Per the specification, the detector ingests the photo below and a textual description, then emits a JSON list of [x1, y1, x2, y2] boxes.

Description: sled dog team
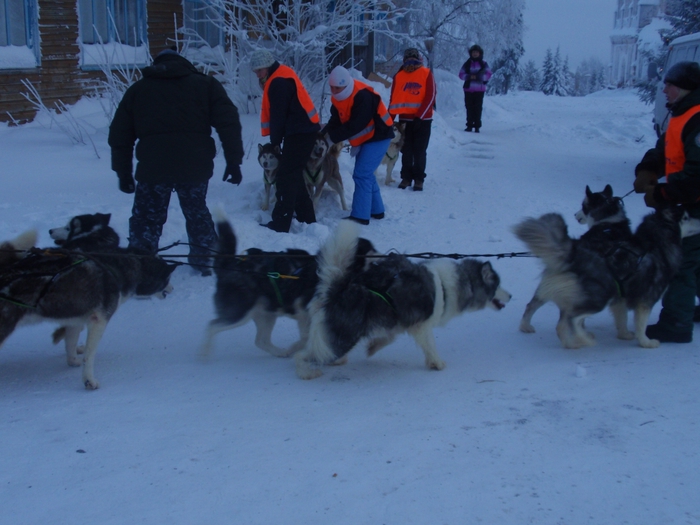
[[0, 185, 696, 389]]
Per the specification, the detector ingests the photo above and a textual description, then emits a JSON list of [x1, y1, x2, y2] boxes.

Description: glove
[[223, 164, 242, 185], [117, 172, 135, 194], [350, 146, 360, 158], [634, 169, 658, 194], [644, 185, 660, 208]]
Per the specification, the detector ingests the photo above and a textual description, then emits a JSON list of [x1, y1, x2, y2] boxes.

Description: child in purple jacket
[[458, 45, 492, 132]]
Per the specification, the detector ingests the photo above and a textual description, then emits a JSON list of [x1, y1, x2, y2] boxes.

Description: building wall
[[0, 0, 183, 124], [610, 0, 669, 87]]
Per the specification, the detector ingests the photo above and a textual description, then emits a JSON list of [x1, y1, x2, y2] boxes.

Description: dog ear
[[258, 144, 263, 154], [585, 185, 593, 197], [603, 184, 613, 198], [480, 261, 498, 285], [98, 213, 112, 225]]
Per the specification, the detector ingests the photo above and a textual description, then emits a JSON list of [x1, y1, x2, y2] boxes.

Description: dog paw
[[427, 359, 446, 371], [638, 337, 661, 349], [330, 355, 348, 366], [66, 356, 81, 367], [616, 330, 635, 341], [519, 322, 536, 333], [84, 378, 100, 390], [297, 367, 323, 380]]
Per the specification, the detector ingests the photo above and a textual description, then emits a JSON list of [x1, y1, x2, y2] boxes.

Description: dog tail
[[0, 229, 37, 266], [317, 220, 362, 287], [512, 213, 572, 271], [211, 208, 237, 273]]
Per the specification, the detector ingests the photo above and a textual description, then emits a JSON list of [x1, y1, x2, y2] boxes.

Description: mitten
[[634, 169, 658, 194], [223, 164, 243, 185], [117, 172, 135, 194]]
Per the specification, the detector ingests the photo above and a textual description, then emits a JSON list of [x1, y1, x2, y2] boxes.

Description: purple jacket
[[459, 59, 492, 93]]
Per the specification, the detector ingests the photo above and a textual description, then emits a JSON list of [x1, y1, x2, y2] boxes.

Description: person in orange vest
[[388, 48, 436, 191], [634, 61, 700, 343], [251, 49, 320, 233], [322, 66, 395, 225]]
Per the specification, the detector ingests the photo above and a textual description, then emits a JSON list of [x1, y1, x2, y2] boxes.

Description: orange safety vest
[[332, 80, 393, 147], [665, 105, 700, 176], [260, 64, 319, 137], [388, 67, 431, 118]]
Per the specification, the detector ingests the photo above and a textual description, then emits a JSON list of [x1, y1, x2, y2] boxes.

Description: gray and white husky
[[258, 143, 281, 211], [200, 211, 377, 359], [0, 214, 176, 389], [514, 185, 688, 349], [295, 221, 511, 379]]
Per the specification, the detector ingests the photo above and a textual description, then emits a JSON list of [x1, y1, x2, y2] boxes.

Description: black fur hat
[[469, 44, 483, 56], [403, 48, 421, 61], [664, 61, 700, 91]]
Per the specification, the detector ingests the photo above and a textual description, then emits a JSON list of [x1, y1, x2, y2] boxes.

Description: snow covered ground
[[1, 74, 698, 524]]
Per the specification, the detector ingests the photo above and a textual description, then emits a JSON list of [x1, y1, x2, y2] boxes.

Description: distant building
[[610, 0, 674, 87]]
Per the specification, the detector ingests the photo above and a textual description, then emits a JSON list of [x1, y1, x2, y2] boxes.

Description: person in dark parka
[[108, 48, 244, 275]]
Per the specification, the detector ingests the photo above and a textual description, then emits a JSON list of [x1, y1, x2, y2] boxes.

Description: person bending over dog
[[251, 49, 320, 233], [322, 66, 394, 225], [633, 61, 700, 343], [109, 48, 244, 276]]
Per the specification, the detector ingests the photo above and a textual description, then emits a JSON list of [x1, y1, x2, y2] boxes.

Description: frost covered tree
[[401, 0, 525, 74], [572, 58, 607, 96], [667, 0, 700, 37], [488, 43, 524, 94], [518, 59, 540, 91], [180, 0, 405, 112], [540, 46, 568, 96]]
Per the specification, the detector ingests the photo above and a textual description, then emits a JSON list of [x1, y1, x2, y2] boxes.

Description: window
[[183, 0, 224, 49], [0, 0, 38, 68], [79, 0, 146, 46], [78, 0, 148, 68]]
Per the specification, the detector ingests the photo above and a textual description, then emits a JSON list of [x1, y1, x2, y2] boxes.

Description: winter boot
[[645, 323, 692, 343]]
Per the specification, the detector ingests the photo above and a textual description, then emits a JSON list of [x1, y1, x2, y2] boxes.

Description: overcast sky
[[522, 0, 617, 68]]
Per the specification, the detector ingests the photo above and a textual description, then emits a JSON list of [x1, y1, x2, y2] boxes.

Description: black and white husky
[[295, 221, 511, 379], [49, 212, 120, 250], [0, 214, 176, 389], [514, 185, 688, 348], [200, 212, 377, 359], [258, 143, 281, 211]]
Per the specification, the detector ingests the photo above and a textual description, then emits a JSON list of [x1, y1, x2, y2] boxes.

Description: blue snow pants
[[350, 138, 391, 221]]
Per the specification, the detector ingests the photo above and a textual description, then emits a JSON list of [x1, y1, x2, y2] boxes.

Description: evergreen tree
[[539, 48, 555, 94], [489, 42, 524, 95], [667, 0, 700, 38], [519, 60, 540, 91]]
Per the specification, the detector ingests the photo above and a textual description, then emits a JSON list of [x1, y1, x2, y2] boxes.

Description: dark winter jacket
[[459, 58, 492, 92], [108, 53, 244, 185], [322, 88, 395, 145], [263, 62, 321, 147], [636, 87, 700, 216]]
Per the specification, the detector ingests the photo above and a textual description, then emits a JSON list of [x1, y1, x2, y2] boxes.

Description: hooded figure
[[458, 44, 492, 132], [108, 48, 244, 275]]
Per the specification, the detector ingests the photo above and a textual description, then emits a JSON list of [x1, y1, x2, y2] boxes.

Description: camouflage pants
[[128, 181, 217, 272]]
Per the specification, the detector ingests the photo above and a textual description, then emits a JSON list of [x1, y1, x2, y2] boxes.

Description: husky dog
[[258, 143, 281, 211], [49, 212, 120, 250], [514, 185, 685, 349], [0, 225, 176, 389], [200, 211, 377, 359], [376, 121, 405, 186], [517, 185, 633, 336], [295, 221, 511, 379], [0, 230, 37, 267], [304, 133, 348, 211]]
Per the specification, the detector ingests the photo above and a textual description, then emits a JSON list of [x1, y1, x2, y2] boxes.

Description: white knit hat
[[328, 66, 354, 101], [250, 49, 275, 70]]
